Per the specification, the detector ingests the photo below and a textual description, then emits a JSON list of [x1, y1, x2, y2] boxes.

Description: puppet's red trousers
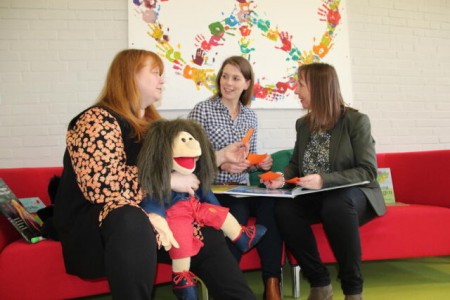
[[166, 197, 229, 259]]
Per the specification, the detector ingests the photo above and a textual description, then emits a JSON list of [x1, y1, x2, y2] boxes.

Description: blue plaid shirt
[[188, 96, 258, 184]]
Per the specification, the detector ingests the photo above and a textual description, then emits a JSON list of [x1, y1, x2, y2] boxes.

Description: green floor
[[78, 256, 450, 299]]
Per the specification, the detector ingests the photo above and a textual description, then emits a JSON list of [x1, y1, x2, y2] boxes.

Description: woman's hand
[[299, 174, 323, 189], [170, 172, 200, 196], [220, 161, 249, 174], [216, 141, 249, 166], [261, 173, 285, 189], [257, 154, 273, 171]]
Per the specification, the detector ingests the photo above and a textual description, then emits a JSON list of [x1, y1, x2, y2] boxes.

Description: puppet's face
[[172, 131, 201, 175]]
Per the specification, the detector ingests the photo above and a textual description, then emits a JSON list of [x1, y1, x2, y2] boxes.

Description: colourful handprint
[[192, 48, 207, 66], [276, 31, 293, 52]]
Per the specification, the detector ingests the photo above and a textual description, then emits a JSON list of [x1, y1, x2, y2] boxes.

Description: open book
[[212, 181, 370, 198], [0, 178, 46, 243]]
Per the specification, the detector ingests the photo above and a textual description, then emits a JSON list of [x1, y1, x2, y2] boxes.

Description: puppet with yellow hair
[[138, 118, 266, 299]]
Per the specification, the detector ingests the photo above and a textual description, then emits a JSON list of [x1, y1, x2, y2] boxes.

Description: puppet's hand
[[148, 213, 180, 251], [170, 172, 199, 196]]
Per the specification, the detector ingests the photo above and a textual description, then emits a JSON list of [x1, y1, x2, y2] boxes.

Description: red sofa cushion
[[377, 150, 450, 208], [0, 167, 62, 205]]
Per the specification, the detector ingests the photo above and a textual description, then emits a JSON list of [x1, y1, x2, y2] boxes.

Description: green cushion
[[249, 149, 294, 186]]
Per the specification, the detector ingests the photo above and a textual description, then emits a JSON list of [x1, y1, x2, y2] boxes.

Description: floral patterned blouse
[[66, 106, 144, 225], [302, 131, 332, 176]]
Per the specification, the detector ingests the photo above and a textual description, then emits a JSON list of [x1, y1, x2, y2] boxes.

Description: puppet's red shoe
[[233, 224, 267, 253], [172, 270, 198, 300]]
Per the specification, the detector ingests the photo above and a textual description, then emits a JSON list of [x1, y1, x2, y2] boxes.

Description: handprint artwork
[[129, 0, 352, 109]]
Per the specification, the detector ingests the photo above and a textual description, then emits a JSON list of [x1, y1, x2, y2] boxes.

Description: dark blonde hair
[[299, 63, 352, 132], [96, 49, 163, 141], [138, 118, 217, 204], [215, 56, 254, 106]]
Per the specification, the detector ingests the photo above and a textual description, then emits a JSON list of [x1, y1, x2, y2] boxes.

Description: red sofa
[[0, 167, 262, 300], [1, 150, 450, 299]]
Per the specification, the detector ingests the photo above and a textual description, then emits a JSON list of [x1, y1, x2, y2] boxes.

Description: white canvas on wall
[[128, 0, 352, 110]]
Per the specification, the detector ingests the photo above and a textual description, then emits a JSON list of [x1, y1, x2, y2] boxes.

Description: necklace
[[229, 106, 240, 119], [222, 98, 240, 119]]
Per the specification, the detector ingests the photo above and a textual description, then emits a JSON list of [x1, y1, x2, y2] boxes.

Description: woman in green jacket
[[264, 63, 385, 300]]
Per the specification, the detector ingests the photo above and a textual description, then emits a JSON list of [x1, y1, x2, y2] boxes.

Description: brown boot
[[345, 295, 363, 300], [264, 277, 282, 300], [307, 284, 333, 300]]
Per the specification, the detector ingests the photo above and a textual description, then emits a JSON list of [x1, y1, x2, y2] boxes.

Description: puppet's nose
[[186, 140, 201, 155]]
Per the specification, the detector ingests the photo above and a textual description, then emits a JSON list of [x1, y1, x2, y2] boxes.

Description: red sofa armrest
[[377, 150, 450, 208]]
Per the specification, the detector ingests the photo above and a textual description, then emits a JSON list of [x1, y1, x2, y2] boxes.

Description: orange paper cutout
[[258, 171, 282, 181], [285, 177, 301, 184], [241, 128, 254, 144], [247, 153, 267, 165]]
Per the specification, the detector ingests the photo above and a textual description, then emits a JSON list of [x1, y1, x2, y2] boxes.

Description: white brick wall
[[1, 0, 449, 167]]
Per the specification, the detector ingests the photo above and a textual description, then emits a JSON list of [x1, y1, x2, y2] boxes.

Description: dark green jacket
[[284, 109, 386, 216]]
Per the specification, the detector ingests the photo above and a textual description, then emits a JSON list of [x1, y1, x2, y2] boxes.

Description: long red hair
[[96, 49, 163, 141]]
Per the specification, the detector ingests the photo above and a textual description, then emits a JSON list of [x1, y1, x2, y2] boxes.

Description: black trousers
[[102, 206, 256, 300], [275, 187, 377, 295], [190, 226, 256, 300], [101, 205, 157, 300], [218, 194, 284, 282]]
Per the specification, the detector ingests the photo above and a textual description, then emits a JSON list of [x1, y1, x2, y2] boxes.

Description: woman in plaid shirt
[[188, 56, 283, 300]]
